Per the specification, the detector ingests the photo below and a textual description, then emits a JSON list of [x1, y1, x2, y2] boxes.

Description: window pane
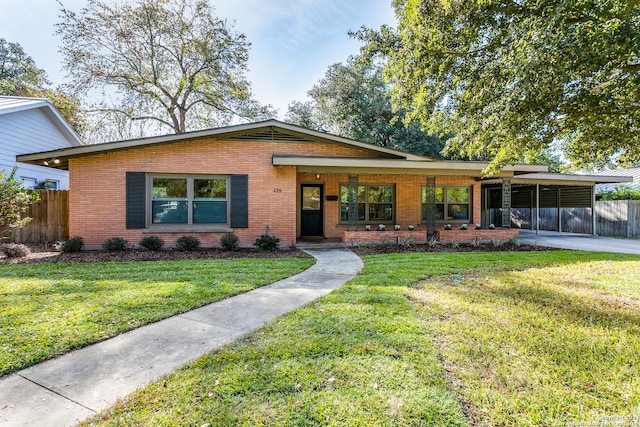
[[448, 204, 469, 220], [369, 203, 393, 220], [193, 201, 227, 223], [153, 178, 187, 199], [194, 178, 226, 199], [303, 187, 321, 210], [422, 186, 444, 203], [358, 186, 366, 203], [152, 201, 188, 223], [368, 186, 392, 203], [447, 187, 469, 203]]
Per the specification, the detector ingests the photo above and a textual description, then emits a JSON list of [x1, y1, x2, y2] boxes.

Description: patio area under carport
[[518, 229, 640, 255], [481, 172, 633, 235]]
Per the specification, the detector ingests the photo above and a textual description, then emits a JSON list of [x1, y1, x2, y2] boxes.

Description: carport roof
[[482, 172, 633, 186]]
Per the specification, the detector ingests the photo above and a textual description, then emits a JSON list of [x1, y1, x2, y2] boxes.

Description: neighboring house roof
[[594, 168, 640, 193], [0, 96, 83, 148], [16, 119, 548, 176]]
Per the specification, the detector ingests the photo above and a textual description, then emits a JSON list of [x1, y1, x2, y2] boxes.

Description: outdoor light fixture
[[315, 174, 321, 180], [43, 158, 60, 166]]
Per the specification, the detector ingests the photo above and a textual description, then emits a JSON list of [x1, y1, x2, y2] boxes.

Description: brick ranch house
[[17, 120, 629, 248]]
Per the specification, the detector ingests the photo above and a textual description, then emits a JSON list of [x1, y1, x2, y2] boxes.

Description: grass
[[84, 250, 640, 426], [0, 257, 314, 376]]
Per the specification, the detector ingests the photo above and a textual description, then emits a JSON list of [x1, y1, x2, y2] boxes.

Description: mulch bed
[[349, 242, 557, 256], [1, 242, 557, 265], [0, 245, 311, 265]]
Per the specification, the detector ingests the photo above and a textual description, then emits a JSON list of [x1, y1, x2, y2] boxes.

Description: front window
[[422, 186, 470, 222], [340, 184, 394, 223], [151, 176, 228, 225]]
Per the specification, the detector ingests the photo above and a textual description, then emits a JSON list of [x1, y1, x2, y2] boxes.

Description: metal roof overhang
[[272, 154, 548, 177], [481, 172, 634, 186], [16, 120, 426, 171]]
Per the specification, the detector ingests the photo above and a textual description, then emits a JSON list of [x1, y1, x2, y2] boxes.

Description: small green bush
[[402, 235, 416, 247], [220, 232, 240, 251], [254, 234, 280, 252], [59, 236, 84, 253], [176, 235, 201, 251], [139, 235, 164, 250], [0, 243, 30, 258], [103, 237, 128, 251]]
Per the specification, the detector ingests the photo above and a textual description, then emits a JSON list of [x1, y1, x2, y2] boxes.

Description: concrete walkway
[[0, 248, 363, 427], [518, 230, 640, 255]]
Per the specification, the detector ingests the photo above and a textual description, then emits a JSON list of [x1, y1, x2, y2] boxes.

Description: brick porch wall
[[343, 229, 518, 244]]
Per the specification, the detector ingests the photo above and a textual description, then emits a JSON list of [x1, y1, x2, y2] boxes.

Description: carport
[[481, 173, 632, 235]]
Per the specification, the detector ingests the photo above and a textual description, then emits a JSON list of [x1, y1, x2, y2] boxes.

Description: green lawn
[[0, 257, 314, 376], [84, 250, 640, 426]]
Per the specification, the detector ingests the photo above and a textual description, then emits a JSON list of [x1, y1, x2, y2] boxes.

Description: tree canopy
[[0, 38, 84, 133], [357, 0, 640, 174], [57, 0, 275, 141], [286, 58, 446, 159]]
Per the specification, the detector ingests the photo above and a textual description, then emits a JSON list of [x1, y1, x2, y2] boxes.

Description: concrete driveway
[[518, 230, 640, 255]]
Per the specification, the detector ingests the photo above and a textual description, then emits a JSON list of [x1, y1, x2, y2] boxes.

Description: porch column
[[425, 176, 437, 240], [536, 184, 540, 235], [347, 175, 359, 230], [501, 177, 512, 229], [591, 185, 597, 236]]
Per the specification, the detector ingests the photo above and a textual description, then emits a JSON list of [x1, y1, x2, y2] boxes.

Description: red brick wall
[[69, 136, 486, 248], [69, 138, 377, 248], [343, 228, 518, 244]]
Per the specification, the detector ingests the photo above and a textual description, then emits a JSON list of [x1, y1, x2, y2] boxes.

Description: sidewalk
[[0, 248, 363, 427]]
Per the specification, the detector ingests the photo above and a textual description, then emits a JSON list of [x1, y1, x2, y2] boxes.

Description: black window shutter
[[230, 174, 248, 228], [126, 172, 146, 229]]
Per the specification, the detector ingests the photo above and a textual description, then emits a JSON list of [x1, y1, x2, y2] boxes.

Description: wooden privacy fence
[[596, 200, 640, 239], [14, 190, 69, 243]]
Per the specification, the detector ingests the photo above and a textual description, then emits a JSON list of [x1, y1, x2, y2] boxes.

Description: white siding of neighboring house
[[0, 106, 75, 189]]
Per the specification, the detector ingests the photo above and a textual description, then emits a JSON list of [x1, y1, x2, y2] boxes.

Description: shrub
[[139, 235, 164, 250], [59, 236, 84, 253], [0, 243, 30, 258], [507, 234, 521, 246], [490, 237, 502, 247], [380, 238, 394, 248], [176, 235, 201, 251], [402, 235, 416, 247], [427, 234, 439, 248], [254, 234, 280, 252], [220, 232, 240, 251], [103, 237, 128, 251]]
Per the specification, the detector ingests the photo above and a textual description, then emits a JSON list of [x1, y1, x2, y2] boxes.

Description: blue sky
[[1, 0, 396, 116]]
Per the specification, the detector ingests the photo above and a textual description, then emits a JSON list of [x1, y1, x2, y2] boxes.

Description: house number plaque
[[273, 188, 282, 193]]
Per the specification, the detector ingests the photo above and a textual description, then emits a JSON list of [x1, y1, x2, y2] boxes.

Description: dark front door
[[301, 184, 323, 237]]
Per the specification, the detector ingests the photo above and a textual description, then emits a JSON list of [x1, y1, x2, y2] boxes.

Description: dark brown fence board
[[15, 190, 69, 243]]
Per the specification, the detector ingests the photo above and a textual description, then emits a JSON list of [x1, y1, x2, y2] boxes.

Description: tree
[[286, 58, 446, 158], [57, 0, 275, 141], [0, 38, 84, 133], [357, 0, 640, 174], [0, 168, 39, 241]]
